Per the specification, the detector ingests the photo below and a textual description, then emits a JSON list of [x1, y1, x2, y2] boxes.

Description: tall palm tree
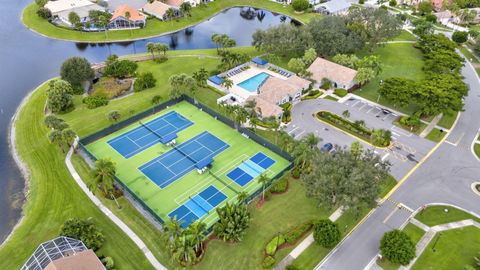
[[270, 119, 281, 144], [124, 11, 132, 35], [237, 191, 248, 204], [147, 42, 156, 60], [258, 173, 270, 201], [170, 235, 196, 265], [92, 159, 116, 196], [180, 2, 192, 17], [163, 217, 183, 241], [166, 8, 176, 21], [278, 131, 295, 153], [233, 106, 248, 130], [291, 142, 312, 170], [302, 132, 321, 150], [156, 43, 169, 56], [185, 221, 206, 253]]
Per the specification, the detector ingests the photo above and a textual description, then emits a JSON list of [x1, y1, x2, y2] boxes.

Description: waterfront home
[[141, 1, 172, 20], [109, 4, 146, 29], [45, 0, 105, 27]]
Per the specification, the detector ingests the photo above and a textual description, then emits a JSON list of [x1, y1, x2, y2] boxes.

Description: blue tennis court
[[107, 111, 193, 158], [139, 131, 229, 188], [169, 185, 227, 227], [226, 152, 276, 186]]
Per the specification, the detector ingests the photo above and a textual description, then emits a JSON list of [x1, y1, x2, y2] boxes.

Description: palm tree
[[156, 43, 169, 56], [211, 33, 223, 53], [302, 132, 321, 150], [249, 114, 259, 132], [185, 221, 207, 253], [237, 191, 248, 204], [278, 131, 295, 153], [125, 11, 132, 35], [291, 142, 312, 170], [221, 78, 233, 91], [166, 8, 176, 21], [163, 217, 183, 241], [48, 129, 65, 153], [258, 173, 270, 201], [270, 119, 280, 144], [180, 2, 192, 17], [171, 235, 196, 265], [91, 159, 119, 207], [147, 42, 156, 60], [233, 106, 248, 130], [62, 128, 77, 148]]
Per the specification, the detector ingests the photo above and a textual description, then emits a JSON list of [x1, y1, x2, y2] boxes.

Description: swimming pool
[[237, 72, 271, 92]]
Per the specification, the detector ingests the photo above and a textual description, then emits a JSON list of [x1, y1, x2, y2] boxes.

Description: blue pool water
[[237, 72, 271, 92]]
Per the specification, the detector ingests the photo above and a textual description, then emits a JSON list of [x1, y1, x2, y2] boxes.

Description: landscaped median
[[316, 111, 392, 147], [22, 0, 319, 42]]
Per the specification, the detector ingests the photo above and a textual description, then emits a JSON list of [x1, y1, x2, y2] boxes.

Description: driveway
[[314, 58, 480, 270], [285, 99, 435, 180]]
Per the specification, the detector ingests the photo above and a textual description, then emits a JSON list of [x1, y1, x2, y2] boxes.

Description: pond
[[0, 1, 298, 243]]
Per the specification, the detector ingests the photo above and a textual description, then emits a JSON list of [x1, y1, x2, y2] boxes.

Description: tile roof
[[142, 1, 170, 18], [258, 76, 300, 102], [246, 96, 283, 118], [165, 0, 184, 7], [307, 57, 357, 86], [45, 0, 96, 14], [111, 4, 146, 21], [44, 249, 105, 270]]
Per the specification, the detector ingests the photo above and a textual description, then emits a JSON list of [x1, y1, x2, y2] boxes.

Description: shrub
[[291, 0, 309, 12], [286, 265, 301, 270], [151, 95, 162, 104], [452, 31, 468, 44], [82, 95, 109, 109], [291, 168, 300, 178], [214, 203, 250, 242], [134, 72, 156, 92], [37, 7, 52, 18], [35, 0, 48, 7], [320, 80, 331, 90], [47, 80, 74, 113], [334, 88, 348, 97], [270, 177, 288, 193], [380, 230, 415, 265], [425, 13, 437, 23], [389, 0, 397, 6], [313, 219, 341, 248], [469, 29, 479, 39], [265, 234, 286, 255], [284, 221, 313, 244], [60, 57, 94, 91], [107, 110, 121, 122], [358, 0, 365, 3], [60, 218, 105, 251], [264, 189, 272, 200], [104, 55, 138, 78], [262, 256, 276, 269]]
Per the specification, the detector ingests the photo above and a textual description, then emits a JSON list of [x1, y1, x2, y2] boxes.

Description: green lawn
[[412, 226, 480, 270], [377, 223, 426, 270], [355, 43, 426, 115], [474, 143, 480, 159], [393, 120, 427, 136], [390, 30, 417, 42], [425, 128, 446, 142], [437, 111, 458, 129], [23, 0, 319, 42], [458, 45, 479, 64], [85, 101, 291, 227], [0, 82, 155, 270], [323, 95, 339, 101], [415, 205, 480, 227]]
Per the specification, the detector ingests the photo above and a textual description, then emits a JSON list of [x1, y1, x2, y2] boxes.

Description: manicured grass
[[415, 205, 480, 227], [390, 30, 417, 42], [412, 226, 480, 270], [437, 111, 458, 129], [377, 223, 426, 270], [379, 175, 398, 198], [458, 46, 479, 64], [23, 1, 319, 42], [425, 128, 446, 142], [196, 178, 332, 270], [85, 101, 291, 227], [323, 95, 339, 101], [393, 119, 427, 136], [0, 82, 154, 269], [474, 143, 480, 159], [60, 52, 226, 137], [355, 43, 426, 115]]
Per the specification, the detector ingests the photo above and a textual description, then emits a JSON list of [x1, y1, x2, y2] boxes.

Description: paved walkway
[[66, 138, 166, 270], [274, 207, 344, 270], [399, 219, 480, 270], [419, 113, 442, 138]]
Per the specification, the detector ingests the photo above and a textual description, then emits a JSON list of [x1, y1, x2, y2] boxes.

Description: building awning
[[195, 157, 213, 169], [208, 75, 224, 85], [252, 57, 268, 66]]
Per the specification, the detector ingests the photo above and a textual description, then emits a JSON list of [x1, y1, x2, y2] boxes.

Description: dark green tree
[[252, 24, 313, 57], [60, 57, 94, 92], [60, 218, 105, 251], [214, 203, 250, 242], [46, 80, 74, 113], [292, 0, 309, 11], [378, 78, 417, 107], [313, 219, 341, 248], [134, 72, 156, 92], [380, 230, 415, 265], [452, 31, 469, 44]]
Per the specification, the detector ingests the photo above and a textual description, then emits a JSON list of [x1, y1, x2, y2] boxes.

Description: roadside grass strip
[[108, 111, 192, 158]]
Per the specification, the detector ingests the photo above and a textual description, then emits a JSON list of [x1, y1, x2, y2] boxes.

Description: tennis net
[[139, 121, 164, 140], [172, 144, 198, 164], [209, 171, 238, 194]]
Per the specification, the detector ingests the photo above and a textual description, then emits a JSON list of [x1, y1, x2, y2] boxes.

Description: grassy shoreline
[[22, 0, 319, 43]]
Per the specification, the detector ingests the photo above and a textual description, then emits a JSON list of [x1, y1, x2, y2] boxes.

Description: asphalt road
[[315, 57, 480, 269], [285, 98, 435, 180]]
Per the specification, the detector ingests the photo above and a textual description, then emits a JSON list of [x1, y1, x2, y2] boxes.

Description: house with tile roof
[[141, 1, 172, 20], [307, 57, 358, 90], [45, 0, 105, 27], [109, 4, 146, 29]]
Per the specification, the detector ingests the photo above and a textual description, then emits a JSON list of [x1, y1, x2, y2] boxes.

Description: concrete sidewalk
[[66, 138, 166, 270]]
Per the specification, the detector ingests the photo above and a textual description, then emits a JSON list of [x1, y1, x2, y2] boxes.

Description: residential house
[[109, 4, 146, 29], [45, 0, 105, 27], [141, 1, 172, 20], [315, 0, 352, 15], [21, 236, 105, 270], [248, 75, 310, 119], [307, 57, 357, 90]]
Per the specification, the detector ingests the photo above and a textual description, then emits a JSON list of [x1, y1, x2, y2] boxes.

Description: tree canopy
[[60, 57, 94, 91], [60, 218, 105, 251], [380, 230, 415, 265], [46, 80, 74, 113], [252, 24, 314, 57], [313, 219, 341, 248]]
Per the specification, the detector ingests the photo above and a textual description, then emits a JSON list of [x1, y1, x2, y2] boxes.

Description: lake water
[[0, 1, 297, 244]]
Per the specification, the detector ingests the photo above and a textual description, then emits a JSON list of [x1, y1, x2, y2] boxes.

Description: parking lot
[[285, 97, 436, 179]]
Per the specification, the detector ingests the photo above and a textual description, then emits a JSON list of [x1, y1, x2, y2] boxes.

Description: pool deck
[[228, 65, 289, 100]]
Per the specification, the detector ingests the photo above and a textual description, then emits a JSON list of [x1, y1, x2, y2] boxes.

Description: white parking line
[[366, 106, 376, 113], [391, 126, 413, 137], [288, 126, 299, 135], [294, 130, 305, 138], [358, 103, 368, 110], [381, 153, 390, 161], [351, 100, 360, 107]]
